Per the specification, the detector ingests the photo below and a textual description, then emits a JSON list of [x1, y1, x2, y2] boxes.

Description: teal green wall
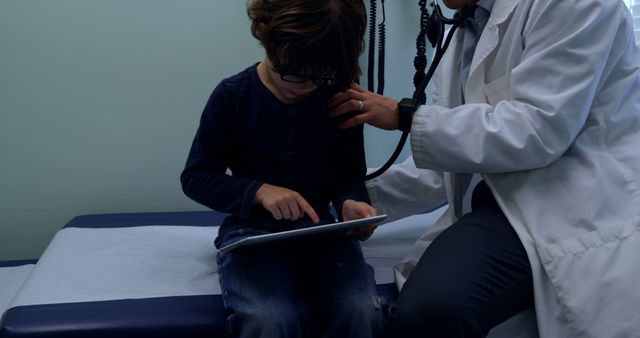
[[0, 0, 264, 260], [0, 1, 426, 260]]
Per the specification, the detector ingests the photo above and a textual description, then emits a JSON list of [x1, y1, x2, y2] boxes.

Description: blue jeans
[[216, 223, 384, 338]]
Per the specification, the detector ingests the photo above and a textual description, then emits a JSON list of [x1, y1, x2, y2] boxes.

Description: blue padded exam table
[[0, 211, 402, 338]]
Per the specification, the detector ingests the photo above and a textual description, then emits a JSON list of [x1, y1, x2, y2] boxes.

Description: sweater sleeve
[[180, 82, 262, 219], [330, 123, 370, 220]]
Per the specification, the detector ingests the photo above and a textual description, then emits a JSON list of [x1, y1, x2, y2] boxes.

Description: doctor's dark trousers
[[385, 181, 534, 338]]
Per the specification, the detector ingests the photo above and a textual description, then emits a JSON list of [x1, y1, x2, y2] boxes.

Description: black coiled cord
[[365, 0, 430, 181], [365, 1, 469, 181], [376, 0, 386, 95], [368, 0, 377, 92], [413, 0, 431, 105]]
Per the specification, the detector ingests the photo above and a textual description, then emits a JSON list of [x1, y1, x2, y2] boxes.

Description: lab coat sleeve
[[411, 0, 623, 173], [366, 156, 447, 223]]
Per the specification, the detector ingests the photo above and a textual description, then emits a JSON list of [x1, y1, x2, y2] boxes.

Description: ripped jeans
[[216, 221, 384, 338]]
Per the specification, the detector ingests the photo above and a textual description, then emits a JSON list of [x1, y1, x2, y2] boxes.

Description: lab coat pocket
[[537, 219, 640, 337], [484, 75, 511, 106]]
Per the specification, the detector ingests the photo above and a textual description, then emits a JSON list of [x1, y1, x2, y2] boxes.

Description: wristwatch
[[397, 98, 418, 132]]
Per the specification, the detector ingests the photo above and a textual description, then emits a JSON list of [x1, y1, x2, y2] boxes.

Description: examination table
[[0, 210, 536, 337]]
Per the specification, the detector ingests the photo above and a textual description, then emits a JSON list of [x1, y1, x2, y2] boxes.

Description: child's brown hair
[[248, 0, 366, 89]]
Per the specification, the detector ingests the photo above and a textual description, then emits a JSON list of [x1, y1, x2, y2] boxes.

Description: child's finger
[[297, 197, 319, 223], [286, 199, 301, 220], [346, 224, 377, 241], [267, 205, 283, 220]]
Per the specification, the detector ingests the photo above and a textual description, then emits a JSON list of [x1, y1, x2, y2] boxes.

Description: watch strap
[[398, 98, 417, 132]]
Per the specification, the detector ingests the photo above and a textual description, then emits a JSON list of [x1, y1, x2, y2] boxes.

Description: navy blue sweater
[[181, 64, 369, 226]]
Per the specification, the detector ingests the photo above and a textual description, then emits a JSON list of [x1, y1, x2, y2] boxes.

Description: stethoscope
[[364, 0, 477, 180]]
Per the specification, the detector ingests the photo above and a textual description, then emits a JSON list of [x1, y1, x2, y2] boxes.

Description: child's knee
[[231, 301, 306, 338], [336, 290, 384, 324], [323, 295, 384, 338]]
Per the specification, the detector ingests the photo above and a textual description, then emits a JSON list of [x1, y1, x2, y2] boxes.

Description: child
[[180, 0, 383, 337]]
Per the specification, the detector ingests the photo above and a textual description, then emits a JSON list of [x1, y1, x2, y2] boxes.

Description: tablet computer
[[218, 214, 387, 254]]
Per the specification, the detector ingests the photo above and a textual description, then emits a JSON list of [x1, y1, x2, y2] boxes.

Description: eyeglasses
[[278, 69, 337, 87]]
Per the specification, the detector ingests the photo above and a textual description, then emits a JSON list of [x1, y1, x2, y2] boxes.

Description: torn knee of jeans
[[373, 296, 383, 309]]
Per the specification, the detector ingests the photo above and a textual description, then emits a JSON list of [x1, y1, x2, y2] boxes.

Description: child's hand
[[255, 183, 320, 223], [342, 199, 379, 241]]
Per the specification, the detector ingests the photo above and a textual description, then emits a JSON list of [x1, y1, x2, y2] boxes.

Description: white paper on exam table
[[218, 214, 387, 254]]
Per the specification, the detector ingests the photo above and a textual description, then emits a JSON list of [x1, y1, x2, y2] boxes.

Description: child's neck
[[257, 60, 309, 105], [257, 61, 292, 104]]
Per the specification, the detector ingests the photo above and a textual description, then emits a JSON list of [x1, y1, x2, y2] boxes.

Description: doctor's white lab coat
[[366, 0, 640, 337]]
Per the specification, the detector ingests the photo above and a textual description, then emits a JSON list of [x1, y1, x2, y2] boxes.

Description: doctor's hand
[[329, 83, 400, 130], [255, 183, 320, 224], [342, 199, 379, 241]]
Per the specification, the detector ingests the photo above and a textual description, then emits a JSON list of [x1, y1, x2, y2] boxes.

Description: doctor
[[330, 0, 640, 337]]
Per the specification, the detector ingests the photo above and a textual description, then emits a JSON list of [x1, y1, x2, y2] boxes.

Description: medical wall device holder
[[364, 0, 477, 180]]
